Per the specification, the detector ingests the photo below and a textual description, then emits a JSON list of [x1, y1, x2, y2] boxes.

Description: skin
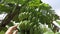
[[5, 25, 18, 34]]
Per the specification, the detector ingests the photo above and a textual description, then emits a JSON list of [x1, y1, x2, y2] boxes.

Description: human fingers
[[5, 25, 18, 34], [11, 25, 17, 30]]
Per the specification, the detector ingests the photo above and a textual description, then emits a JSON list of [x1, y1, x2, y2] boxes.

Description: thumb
[[13, 30, 18, 34]]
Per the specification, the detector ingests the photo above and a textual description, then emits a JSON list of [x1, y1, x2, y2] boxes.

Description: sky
[[42, 0, 60, 16]]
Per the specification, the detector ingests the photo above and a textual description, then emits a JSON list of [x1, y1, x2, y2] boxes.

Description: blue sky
[[42, 0, 60, 16]]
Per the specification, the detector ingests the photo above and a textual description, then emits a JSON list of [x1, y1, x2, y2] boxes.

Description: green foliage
[[0, 4, 12, 13], [56, 20, 60, 25], [0, 31, 5, 34]]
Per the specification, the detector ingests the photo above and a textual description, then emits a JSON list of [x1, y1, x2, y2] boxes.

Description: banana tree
[[0, 0, 59, 34]]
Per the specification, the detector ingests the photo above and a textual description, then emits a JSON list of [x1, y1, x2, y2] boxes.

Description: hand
[[5, 25, 18, 34]]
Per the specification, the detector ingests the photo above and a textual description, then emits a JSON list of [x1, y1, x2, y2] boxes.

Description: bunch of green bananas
[[18, 21, 43, 34], [19, 20, 32, 30], [18, 12, 31, 21]]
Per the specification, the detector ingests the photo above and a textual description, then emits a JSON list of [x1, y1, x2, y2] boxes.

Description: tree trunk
[[0, 5, 20, 31]]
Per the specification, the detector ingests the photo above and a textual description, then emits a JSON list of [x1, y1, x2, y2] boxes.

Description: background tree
[[0, 0, 59, 34]]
